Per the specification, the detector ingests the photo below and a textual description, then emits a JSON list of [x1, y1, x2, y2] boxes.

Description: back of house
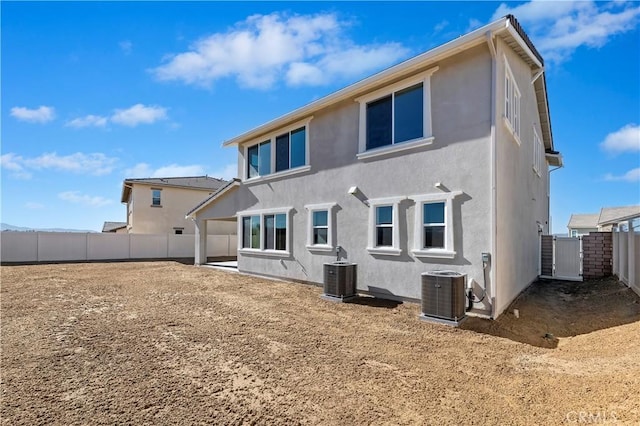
[[189, 15, 561, 319]]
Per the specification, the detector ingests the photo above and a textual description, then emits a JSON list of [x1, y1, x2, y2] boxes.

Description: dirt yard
[[2, 262, 639, 425]]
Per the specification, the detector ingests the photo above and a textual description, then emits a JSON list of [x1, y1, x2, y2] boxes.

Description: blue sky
[[2, 1, 639, 233]]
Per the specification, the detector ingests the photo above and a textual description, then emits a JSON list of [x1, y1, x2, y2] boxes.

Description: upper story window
[[504, 57, 521, 141], [239, 208, 292, 256], [247, 141, 271, 178], [244, 118, 312, 182], [533, 127, 543, 176], [356, 67, 438, 160], [367, 196, 405, 256], [409, 191, 462, 259], [367, 83, 423, 149], [151, 189, 162, 207]]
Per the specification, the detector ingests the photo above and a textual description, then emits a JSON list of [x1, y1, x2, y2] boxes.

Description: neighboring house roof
[[185, 178, 241, 218], [598, 205, 640, 226], [102, 221, 127, 232], [567, 214, 599, 230], [221, 15, 556, 159], [121, 176, 228, 203]]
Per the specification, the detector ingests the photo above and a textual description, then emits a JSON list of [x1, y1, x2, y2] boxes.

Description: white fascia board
[[222, 18, 511, 148], [185, 180, 240, 219], [504, 24, 543, 69]]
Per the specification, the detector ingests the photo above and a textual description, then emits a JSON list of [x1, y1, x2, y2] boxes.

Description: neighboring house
[[102, 221, 127, 233], [187, 15, 562, 319], [598, 205, 640, 231], [567, 205, 640, 236], [567, 214, 599, 237], [121, 176, 236, 235]]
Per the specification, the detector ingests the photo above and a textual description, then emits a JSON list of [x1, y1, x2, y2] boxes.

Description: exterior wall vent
[[322, 262, 357, 301], [420, 271, 466, 325]]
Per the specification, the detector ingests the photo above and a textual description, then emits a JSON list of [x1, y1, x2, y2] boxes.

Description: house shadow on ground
[[461, 276, 640, 349]]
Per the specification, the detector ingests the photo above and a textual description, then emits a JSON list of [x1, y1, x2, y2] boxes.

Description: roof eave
[[185, 179, 241, 219], [599, 213, 640, 226], [221, 17, 514, 148], [545, 152, 563, 167]]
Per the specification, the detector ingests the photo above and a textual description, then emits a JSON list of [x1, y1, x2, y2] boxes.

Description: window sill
[[150, 205, 162, 208], [367, 247, 402, 256], [357, 136, 434, 160], [238, 249, 290, 258], [306, 245, 335, 253], [412, 249, 456, 259], [502, 116, 521, 145], [244, 165, 311, 184]]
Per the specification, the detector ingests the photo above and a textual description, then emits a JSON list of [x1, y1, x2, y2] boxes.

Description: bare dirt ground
[[2, 262, 639, 425]]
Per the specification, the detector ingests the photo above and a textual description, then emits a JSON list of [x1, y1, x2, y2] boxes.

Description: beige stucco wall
[[494, 37, 550, 315], [128, 184, 236, 235]]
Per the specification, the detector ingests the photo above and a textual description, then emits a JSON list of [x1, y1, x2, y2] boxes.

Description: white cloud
[[491, 1, 640, 63], [111, 104, 168, 127], [25, 202, 45, 209], [600, 124, 640, 154], [119, 40, 133, 55], [604, 167, 640, 183], [152, 12, 410, 89], [2, 152, 118, 177], [1, 153, 32, 179], [434, 20, 449, 33], [210, 163, 238, 180], [58, 191, 113, 207], [65, 114, 108, 128], [10, 106, 56, 123], [124, 162, 206, 178]]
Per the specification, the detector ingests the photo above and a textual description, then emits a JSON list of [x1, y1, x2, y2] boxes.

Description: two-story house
[[121, 176, 236, 236], [186, 15, 562, 319], [568, 205, 640, 236]]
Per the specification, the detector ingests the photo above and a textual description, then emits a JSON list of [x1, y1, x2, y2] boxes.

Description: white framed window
[[409, 191, 462, 259], [151, 188, 162, 207], [533, 126, 543, 176], [503, 57, 521, 143], [356, 67, 438, 160], [243, 117, 313, 182], [570, 229, 578, 238], [238, 207, 292, 256], [305, 203, 337, 252], [367, 196, 405, 256]]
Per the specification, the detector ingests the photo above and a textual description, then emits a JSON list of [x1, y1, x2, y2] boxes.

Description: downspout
[[486, 31, 498, 319], [547, 165, 562, 235]]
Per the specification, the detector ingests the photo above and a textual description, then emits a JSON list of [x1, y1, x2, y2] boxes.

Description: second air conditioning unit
[[323, 262, 357, 301], [420, 271, 466, 325]]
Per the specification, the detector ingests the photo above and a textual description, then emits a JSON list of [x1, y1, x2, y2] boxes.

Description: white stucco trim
[[238, 248, 291, 258], [409, 191, 462, 259], [356, 67, 438, 156], [356, 137, 435, 160], [367, 196, 406, 256], [243, 165, 311, 185], [304, 202, 338, 252]]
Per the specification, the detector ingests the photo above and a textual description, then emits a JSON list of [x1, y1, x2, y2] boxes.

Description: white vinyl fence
[[0, 232, 237, 263], [612, 220, 639, 296]]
